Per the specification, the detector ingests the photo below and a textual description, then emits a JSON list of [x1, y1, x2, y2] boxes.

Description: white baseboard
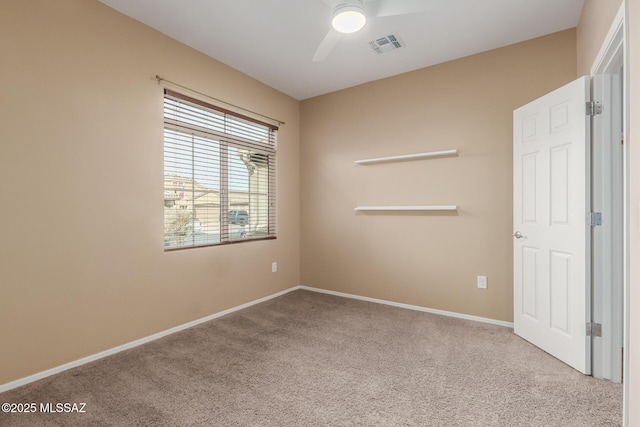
[[0, 286, 299, 394], [299, 286, 514, 328], [1, 284, 512, 393]]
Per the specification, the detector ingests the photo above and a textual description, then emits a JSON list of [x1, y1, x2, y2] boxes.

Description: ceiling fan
[[312, 0, 430, 62]]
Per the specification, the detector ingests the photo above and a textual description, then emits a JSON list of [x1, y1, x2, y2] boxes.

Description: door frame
[[588, 2, 628, 423], [590, 4, 625, 384]]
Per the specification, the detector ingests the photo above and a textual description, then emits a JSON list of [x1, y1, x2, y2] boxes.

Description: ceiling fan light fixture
[[332, 3, 366, 34]]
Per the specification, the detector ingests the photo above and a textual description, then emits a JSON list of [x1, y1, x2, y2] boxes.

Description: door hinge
[[586, 100, 603, 116], [587, 322, 602, 337], [587, 211, 602, 226]]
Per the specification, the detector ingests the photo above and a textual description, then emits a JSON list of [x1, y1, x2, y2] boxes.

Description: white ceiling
[[98, 0, 585, 100]]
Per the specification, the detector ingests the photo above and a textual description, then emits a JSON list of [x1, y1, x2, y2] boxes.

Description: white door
[[513, 76, 591, 374]]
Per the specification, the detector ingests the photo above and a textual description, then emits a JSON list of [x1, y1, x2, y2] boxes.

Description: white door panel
[[513, 76, 590, 374]]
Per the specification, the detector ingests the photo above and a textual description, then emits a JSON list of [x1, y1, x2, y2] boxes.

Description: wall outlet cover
[[477, 275, 488, 289]]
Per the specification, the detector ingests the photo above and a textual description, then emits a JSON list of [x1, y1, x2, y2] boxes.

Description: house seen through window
[[163, 89, 276, 249]]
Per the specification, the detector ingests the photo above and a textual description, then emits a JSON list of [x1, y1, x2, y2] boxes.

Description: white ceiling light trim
[[332, 2, 366, 34]]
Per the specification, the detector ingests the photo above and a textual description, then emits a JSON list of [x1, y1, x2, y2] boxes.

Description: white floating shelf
[[354, 205, 458, 212], [354, 149, 458, 165]]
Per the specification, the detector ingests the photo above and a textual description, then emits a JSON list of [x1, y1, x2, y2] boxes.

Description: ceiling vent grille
[[369, 34, 405, 54]]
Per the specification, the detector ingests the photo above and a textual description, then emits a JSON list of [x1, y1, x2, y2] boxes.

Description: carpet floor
[[0, 289, 623, 426]]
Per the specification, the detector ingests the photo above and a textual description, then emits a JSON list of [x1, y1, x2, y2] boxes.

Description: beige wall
[[576, 0, 624, 75], [300, 30, 576, 323], [627, 0, 639, 423], [0, 0, 300, 385]]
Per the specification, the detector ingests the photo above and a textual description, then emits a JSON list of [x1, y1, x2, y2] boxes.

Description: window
[[163, 89, 276, 250]]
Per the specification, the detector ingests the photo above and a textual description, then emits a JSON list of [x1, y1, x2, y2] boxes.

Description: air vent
[[369, 33, 405, 54]]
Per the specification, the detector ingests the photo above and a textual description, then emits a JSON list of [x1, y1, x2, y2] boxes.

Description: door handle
[[513, 231, 527, 239]]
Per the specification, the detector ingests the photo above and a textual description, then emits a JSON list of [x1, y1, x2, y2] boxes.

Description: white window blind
[[163, 89, 276, 250]]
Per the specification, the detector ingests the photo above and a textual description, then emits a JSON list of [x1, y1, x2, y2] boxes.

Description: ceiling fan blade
[[371, 0, 432, 17], [312, 29, 342, 62]]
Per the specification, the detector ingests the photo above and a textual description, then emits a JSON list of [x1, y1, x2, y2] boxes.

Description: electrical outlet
[[272, 262, 277, 273], [477, 275, 487, 289]]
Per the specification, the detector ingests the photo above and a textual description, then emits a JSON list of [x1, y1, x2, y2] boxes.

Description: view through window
[[163, 90, 276, 249]]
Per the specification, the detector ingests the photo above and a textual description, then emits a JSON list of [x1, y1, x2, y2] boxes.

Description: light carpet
[[0, 289, 622, 426]]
